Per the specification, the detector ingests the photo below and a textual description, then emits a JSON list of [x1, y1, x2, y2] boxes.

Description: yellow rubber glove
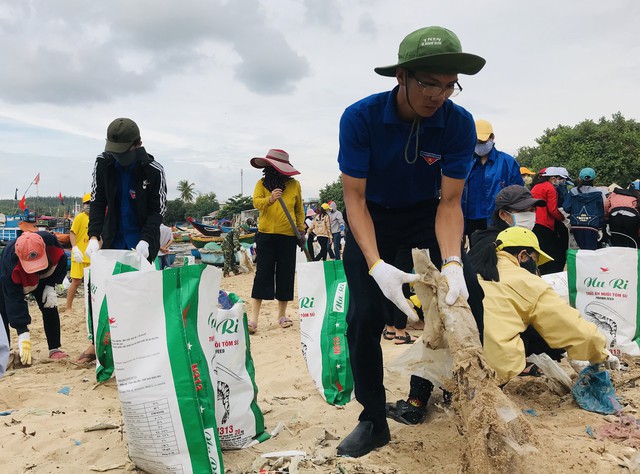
[[18, 332, 32, 366]]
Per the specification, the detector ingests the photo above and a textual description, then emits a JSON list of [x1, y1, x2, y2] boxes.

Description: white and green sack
[[297, 260, 353, 405], [105, 264, 224, 474], [86, 250, 154, 382], [214, 295, 269, 449], [567, 247, 640, 356]]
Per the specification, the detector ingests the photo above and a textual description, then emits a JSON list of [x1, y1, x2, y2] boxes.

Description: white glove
[[569, 359, 590, 374], [135, 240, 149, 260], [72, 246, 84, 263], [42, 285, 58, 308], [85, 239, 100, 258], [604, 350, 621, 370], [18, 332, 31, 365], [441, 263, 469, 305], [369, 260, 420, 322]]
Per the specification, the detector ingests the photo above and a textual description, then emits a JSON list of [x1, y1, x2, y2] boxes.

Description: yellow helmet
[[82, 192, 92, 203]]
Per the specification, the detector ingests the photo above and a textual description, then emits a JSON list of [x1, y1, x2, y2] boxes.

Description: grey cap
[[495, 185, 545, 211]]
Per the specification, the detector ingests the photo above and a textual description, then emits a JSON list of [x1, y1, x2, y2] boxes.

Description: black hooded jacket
[[88, 150, 167, 261]]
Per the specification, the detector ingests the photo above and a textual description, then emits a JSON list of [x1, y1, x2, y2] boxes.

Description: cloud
[[0, 0, 309, 104], [302, 0, 343, 32]]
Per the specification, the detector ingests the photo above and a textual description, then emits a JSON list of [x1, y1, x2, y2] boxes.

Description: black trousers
[[343, 200, 484, 430], [314, 236, 330, 261], [0, 282, 62, 350], [251, 233, 297, 301], [533, 223, 566, 275]]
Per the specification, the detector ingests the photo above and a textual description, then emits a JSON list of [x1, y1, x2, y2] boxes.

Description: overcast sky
[[1, 0, 639, 204]]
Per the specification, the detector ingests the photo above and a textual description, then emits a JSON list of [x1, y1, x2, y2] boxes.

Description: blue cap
[[579, 167, 596, 181]]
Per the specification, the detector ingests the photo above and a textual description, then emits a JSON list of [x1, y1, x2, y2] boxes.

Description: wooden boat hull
[[189, 233, 255, 249]]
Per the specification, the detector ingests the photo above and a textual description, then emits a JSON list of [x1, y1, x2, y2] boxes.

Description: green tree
[[218, 194, 254, 219], [516, 112, 640, 186], [177, 180, 196, 203], [319, 176, 344, 211], [186, 192, 220, 220], [164, 198, 186, 225]]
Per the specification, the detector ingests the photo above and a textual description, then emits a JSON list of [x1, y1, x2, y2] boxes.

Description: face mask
[[523, 175, 532, 186], [113, 146, 146, 167], [475, 139, 494, 156], [519, 253, 538, 275], [509, 211, 536, 231]]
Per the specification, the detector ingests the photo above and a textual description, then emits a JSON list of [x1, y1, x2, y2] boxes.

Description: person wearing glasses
[[462, 119, 524, 237], [336, 26, 486, 457]]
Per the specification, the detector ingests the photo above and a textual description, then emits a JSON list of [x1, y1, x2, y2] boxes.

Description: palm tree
[[177, 180, 196, 203]]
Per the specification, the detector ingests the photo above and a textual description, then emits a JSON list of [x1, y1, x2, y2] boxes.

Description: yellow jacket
[[253, 178, 305, 236], [479, 251, 608, 382]]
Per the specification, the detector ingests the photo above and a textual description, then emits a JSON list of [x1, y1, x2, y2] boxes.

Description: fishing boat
[[186, 217, 222, 237], [189, 233, 256, 249]]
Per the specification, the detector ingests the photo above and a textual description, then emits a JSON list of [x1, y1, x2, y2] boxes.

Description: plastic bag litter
[[386, 336, 453, 389], [572, 365, 622, 415], [526, 353, 572, 394]]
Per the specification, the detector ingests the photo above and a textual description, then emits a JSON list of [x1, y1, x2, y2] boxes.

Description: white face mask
[[509, 211, 536, 231]]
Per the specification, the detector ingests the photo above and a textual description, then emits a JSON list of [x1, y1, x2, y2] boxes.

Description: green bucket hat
[[374, 26, 486, 77]]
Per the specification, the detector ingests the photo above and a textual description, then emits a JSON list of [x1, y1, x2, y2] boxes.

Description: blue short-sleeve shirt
[[338, 86, 476, 208]]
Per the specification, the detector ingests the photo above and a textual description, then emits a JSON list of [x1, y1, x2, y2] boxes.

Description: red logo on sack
[[600, 267, 609, 273], [420, 151, 441, 165]]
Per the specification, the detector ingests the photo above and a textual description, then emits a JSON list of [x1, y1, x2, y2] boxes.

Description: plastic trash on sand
[[572, 365, 622, 415]]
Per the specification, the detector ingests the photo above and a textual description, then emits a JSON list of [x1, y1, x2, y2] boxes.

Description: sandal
[[394, 333, 417, 345], [385, 399, 427, 425], [519, 363, 543, 377], [278, 316, 293, 329], [73, 351, 96, 367], [49, 349, 69, 360], [382, 329, 396, 341], [247, 320, 257, 335]]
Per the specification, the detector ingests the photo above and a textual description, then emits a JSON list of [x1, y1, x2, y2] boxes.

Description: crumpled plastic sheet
[[572, 365, 621, 415]]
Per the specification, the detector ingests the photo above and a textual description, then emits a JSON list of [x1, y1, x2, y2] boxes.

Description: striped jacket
[[88, 150, 167, 261]]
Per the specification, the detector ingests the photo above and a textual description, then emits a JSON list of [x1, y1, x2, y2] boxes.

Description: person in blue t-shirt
[[336, 26, 486, 458], [462, 119, 524, 235]]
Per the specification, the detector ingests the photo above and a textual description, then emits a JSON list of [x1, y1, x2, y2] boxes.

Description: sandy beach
[[1, 268, 640, 474]]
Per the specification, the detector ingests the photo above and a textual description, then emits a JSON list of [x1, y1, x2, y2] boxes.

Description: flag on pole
[[33, 173, 40, 185], [58, 192, 64, 205], [14, 188, 18, 200], [19, 195, 27, 211]]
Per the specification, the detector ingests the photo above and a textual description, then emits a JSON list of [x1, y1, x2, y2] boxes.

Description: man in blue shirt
[[463, 119, 524, 235], [337, 26, 485, 457]]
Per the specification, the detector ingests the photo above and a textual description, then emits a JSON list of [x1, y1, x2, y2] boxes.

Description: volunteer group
[[0, 24, 633, 462]]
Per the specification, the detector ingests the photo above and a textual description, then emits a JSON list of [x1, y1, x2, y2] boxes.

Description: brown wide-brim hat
[[250, 149, 300, 176]]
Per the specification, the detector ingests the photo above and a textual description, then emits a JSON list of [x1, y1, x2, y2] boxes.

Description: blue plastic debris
[[218, 290, 233, 310], [0, 410, 17, 416], [585, 425, 595, 438], [57, 386, 71, 396], [522, 409, 538, 417], [572, 365, 622, 415], [71, 438, 82, 446]]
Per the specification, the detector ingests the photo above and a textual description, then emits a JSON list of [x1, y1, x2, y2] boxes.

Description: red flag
[[58, 192, 64, 205], [19, 195, 26, 211], [33, 173, 40, 185]]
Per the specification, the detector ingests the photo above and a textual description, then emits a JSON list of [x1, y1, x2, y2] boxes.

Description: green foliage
[[164, 199, 187, 225], [319, 176, 344, 211], [177, 180, 196, 203], [516, 112, 640, 186], [185, 192, 219, 220], [218, 194, 254, 219], [0, 196, 81, 216]]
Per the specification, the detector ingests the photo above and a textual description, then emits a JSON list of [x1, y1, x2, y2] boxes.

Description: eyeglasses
[[411, 75, 462, 98]]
